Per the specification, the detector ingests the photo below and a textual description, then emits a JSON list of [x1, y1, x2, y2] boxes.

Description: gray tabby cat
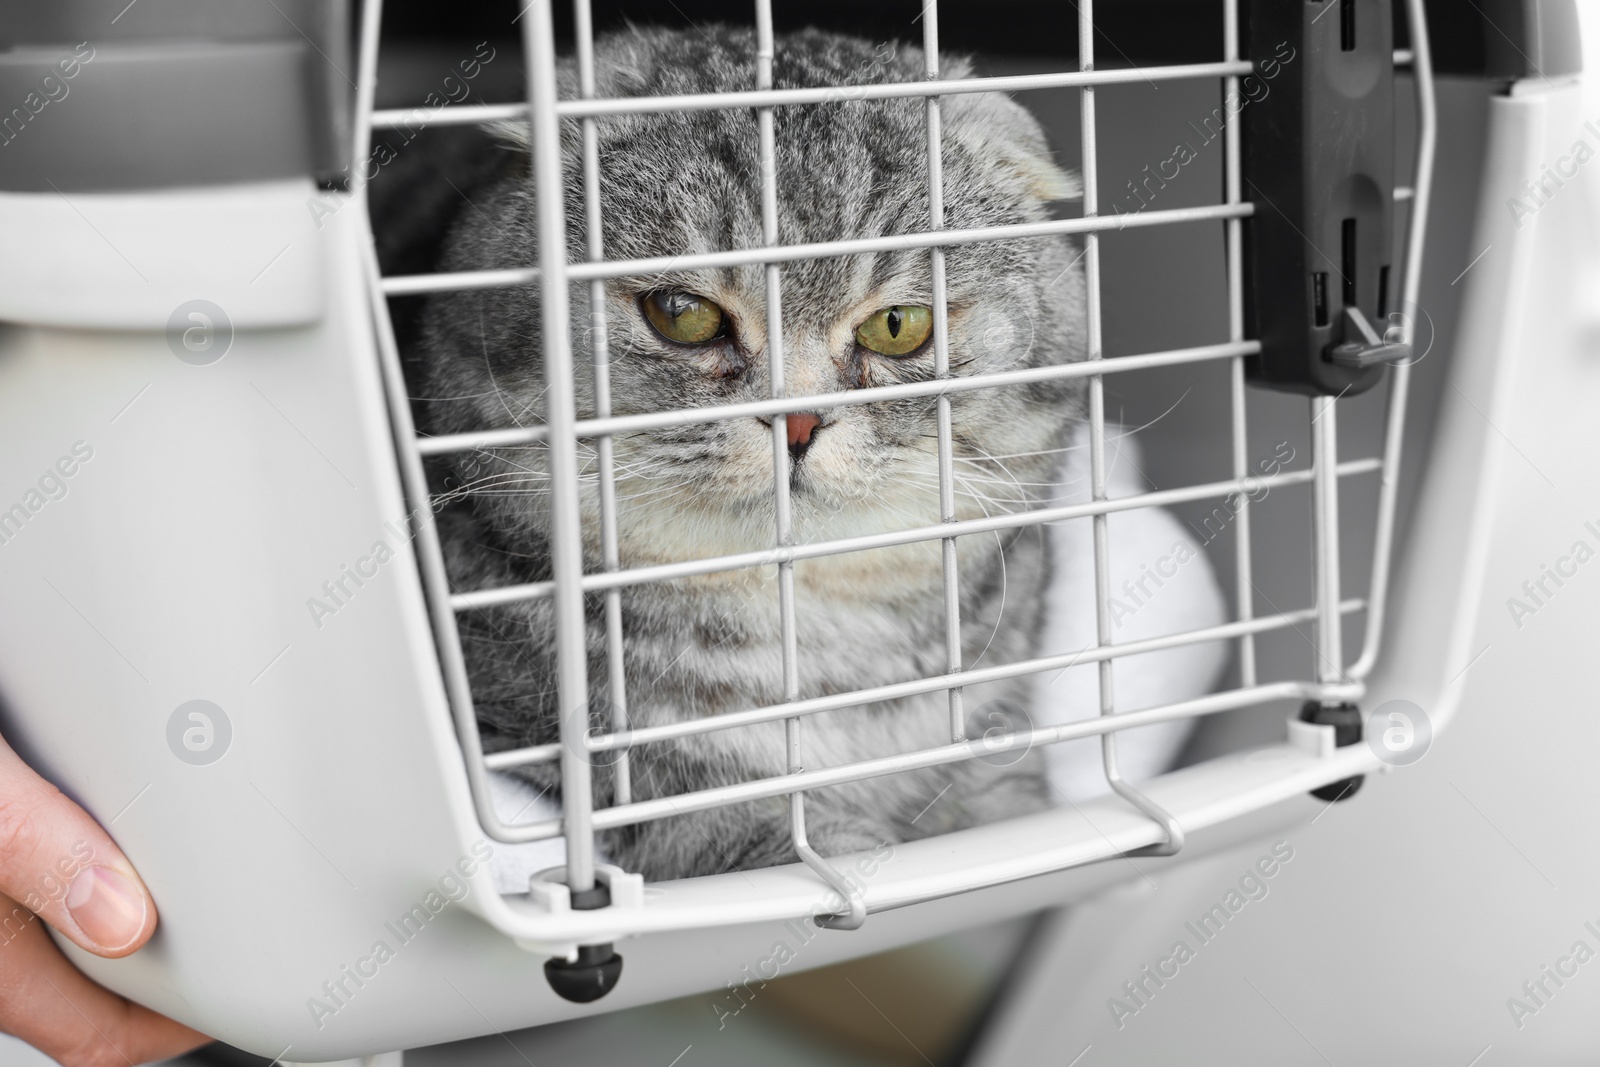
[[415, 25, 1086, 881]]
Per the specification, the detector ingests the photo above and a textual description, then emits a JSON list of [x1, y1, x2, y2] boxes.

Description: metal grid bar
[[353, 0, 530, 859], [922, 5, 966, 745], [449, 459, 1381, 609], [573, 0, 632, 807], [354, 0, 1434, 889], [379, 182, 1396, 296], [1077, 0, 1185, 856], [379, 194, 1402, 302], [379, 201, 1252, 295], [486, 598, 1369, 775], [417, 339, 1259, 454], [1352, 0, 1436, 680], [1222, 0, 1258, 689], [1312, 397, 1344, 685], [368, 60, 1256, 130], [520, 1, 597, 891], [589, 677, 1356, 828], [750, 0, 866, 927], [482, 674, 1362, 843]]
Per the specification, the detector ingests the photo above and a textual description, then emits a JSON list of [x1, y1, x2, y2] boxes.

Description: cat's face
[[422, 26, 1086, 568]]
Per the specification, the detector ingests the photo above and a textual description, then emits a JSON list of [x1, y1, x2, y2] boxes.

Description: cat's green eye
[[643, 291, 726, 345], [855, 305, 933, 356]]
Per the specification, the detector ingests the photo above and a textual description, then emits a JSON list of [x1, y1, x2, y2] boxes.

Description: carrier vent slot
[[1341, 218, 1357, 309]]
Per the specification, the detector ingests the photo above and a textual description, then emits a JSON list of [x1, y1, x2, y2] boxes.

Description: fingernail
[[65, 866, 148, 952]]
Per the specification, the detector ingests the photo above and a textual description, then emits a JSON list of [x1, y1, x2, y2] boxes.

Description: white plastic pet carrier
[[0, 0, 1565, 1058]]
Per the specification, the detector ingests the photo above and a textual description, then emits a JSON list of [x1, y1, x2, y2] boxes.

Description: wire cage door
[[355, 0, 1436, 998]]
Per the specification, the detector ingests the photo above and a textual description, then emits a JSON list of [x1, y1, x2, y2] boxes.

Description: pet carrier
[[0, 0, 1563, 1058]]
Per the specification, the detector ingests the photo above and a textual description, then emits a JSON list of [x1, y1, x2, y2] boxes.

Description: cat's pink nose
[[786, 412, 822, 456]]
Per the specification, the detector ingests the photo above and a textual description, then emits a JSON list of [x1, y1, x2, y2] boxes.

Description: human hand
[[0, 735, 209, 1065]]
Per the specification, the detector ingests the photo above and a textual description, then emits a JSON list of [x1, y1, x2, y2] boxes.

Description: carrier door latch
[[1328, 305, 1408, 368], [1242, 0, 1401, 396]]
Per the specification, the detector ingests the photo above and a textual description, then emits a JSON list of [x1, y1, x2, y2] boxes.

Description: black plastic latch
[[1299, 700, 1364, 802], [543, 882, 624, 1003], [1242, 0, 1398, 396]]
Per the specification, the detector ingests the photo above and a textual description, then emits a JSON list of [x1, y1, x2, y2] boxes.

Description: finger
[[0, 891, 208, 1066], [0, 739, 156, 957]]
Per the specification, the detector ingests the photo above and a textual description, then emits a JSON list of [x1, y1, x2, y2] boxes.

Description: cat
[[395, 24, 1087, 881]]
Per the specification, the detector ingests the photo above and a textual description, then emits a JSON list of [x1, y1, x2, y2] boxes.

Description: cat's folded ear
[[943, 90, 1082, 204]]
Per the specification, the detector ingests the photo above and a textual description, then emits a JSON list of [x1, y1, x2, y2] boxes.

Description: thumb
[[0, 738, 157, 958]]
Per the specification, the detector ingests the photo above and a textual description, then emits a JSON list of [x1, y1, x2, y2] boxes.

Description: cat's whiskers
[[961, 442, 1049, 506], [435, 473, 546, 506], [901, 461, 1035, 514], [475, 308, 533, 432]]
